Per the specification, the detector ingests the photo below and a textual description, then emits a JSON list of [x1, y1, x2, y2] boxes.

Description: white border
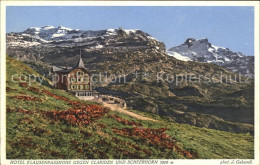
[[1, 1, 259, 165]]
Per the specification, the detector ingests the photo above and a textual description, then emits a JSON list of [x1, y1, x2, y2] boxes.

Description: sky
[[6, 6, 254, 55]]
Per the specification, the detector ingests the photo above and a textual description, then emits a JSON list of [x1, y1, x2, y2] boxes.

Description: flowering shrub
[[42, 89, 84, 108], [12, 95, 42, 102], [28, 86, 40, 93], [108, 114, 142, 126], [19, 82, 28, 87], [8, 86, 109, 126], [113, 127, 198, 159], [6, 87, 17, 92], [46, 105, 109, 126]]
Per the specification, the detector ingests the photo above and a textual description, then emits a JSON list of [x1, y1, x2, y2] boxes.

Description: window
[[84, 76, 89, 83], [80, 85, 84, 90], [77, 71, 83, 76], [85, 85, 89, 90], [71, 77, 75, 82], [71, 85, 76, 90]]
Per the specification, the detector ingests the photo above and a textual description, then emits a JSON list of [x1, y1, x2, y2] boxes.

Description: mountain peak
[[42, 25, 55, 30], [27, 25, 55, 31], [7, 25, 166, 56], [183, 38, 209, 45], [184, 38, 197, 44], [57, 25, 72, 30], [167, 38, 253, 75], [21, 26, 148, 41], [168, 37, 242, 61]]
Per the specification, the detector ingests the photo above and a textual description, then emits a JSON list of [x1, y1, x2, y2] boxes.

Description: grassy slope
[[6, 57, 254, 159], [16, 49, 254, 133]]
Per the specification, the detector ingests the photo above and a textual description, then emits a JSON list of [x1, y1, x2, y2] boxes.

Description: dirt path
[[101, 102, 158, 122]]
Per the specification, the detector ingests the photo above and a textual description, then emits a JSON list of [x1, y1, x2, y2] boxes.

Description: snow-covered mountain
[[7, 25, 166, 63], [6, 26, 254, 76], [22, 25, 141, 41], [7, 25, 163, 50], [167, 38, 254, 75]]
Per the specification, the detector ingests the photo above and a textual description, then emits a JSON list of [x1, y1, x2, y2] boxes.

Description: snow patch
[[224, 57, 231, 62], [107, 29, 116, 32], [208, 47, 215, 53], [212, 45, 226, 50], [42, 25, 55, 30], [95, 45, 104, 49], [51, 33, 66, 38], [167, 51, 191, 61], [124, 29, 138, 34], [147, 36, 158, 41], [8, 41, 41, 47], [57, 26, 72, 31]]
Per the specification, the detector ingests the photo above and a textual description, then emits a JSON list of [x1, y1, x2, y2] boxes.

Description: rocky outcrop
[[167, 38, 254, 76], [7, 26, 165, 63], [6, 26, 254, 134]]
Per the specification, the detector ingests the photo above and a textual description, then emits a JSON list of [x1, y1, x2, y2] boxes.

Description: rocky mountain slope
[[6, 26, 254, 134], [7, 25, 165, 61], [6, 57, 254, 159], [167, 38, 254, 76]]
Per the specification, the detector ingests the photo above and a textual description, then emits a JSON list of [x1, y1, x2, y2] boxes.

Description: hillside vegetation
[[7, 27, 254, 134], [6, 56, 253, 159]]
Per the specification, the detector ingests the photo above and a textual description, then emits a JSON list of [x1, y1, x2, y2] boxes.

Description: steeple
[[74, 50, 85, 69]]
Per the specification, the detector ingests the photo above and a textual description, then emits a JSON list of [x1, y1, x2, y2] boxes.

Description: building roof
[[52, 53, 91, 75], [73, 53, 85, 69], [52, 66, 73, 72]]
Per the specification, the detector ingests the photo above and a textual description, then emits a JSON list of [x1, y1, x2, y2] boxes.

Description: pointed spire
[[74, 49, 85, 69]]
